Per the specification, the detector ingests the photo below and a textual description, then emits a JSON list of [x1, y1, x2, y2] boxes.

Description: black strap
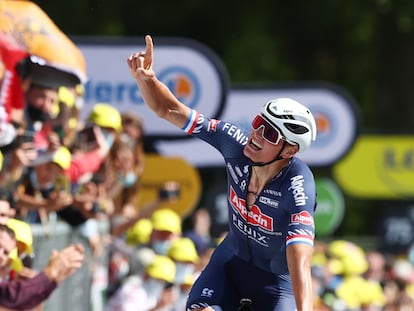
[[251, 141, 286, 167]]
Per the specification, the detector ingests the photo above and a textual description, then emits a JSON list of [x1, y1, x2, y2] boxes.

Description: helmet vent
[[284, 122, 309, 134], [272, 114, 295, 120]]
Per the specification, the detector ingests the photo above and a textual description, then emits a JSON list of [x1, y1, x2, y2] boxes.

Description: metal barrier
[[31, 219, 109, 311]]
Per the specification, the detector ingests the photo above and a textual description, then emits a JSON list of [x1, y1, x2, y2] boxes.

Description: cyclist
[[127, 35, 317, 311]]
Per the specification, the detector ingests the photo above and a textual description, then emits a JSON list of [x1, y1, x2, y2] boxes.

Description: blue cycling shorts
[[186, 245, 296, 311]]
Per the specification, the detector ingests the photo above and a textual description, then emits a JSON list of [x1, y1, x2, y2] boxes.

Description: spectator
[[149, 208, 182, 256], [168, 237, 200, 311], [0, 188, 15, 225], [105, 255, 176, 311], [106, 141, 139, 217], [118, 112, 145, 212], [167, 237, 199, 285], [184, 208, 215, 256], [21, 82, 60, 151], [107, 193, 182, 296], [14, 146, 73, 224], [0, 225, 16, 281], [7, 218, 34, 272], [0, 131, 38, 190], [0, 241, 85, 310]]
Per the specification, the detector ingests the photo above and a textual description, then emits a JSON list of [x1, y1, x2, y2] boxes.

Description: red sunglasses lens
[[251, 115, 281, 144], [252, 115, 264, 129]]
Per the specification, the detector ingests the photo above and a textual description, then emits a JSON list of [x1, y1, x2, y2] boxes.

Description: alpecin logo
[[229, 187, 273, 231], [291, 211, 314, 226]]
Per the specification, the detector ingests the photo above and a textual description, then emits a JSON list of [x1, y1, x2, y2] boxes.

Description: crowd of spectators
[[0, 56, 222, 309], [311, 240, 414, 311]]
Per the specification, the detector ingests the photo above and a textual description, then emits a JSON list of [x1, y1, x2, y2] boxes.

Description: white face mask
[[142, 278, 165, 309], [173, 288, 189, 311], [174, 262, 195, 285], [151, 240, 172, 255]]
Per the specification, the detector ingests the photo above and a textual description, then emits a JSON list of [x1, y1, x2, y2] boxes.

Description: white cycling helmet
[[261, 98, 317, 152]]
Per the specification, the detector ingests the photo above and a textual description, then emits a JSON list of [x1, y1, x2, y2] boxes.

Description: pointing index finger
[[145, 35, 153, 68]]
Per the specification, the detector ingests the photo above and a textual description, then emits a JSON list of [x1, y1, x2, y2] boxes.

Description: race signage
[[76, 36, 229, 136], [314, 178, 345, 236], [136, 154, 202, 218], [157, 85, 359, 167], [333, 134, 414, 199]]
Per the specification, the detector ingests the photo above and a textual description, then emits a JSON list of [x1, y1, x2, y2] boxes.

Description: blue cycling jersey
[[183, 110, 317, 310]]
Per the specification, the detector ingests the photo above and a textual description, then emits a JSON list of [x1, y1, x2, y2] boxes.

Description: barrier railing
[[31, 219, 109, 311]]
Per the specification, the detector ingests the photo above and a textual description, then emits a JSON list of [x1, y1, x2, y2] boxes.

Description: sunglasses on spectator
[[251, 115, 285, 145]]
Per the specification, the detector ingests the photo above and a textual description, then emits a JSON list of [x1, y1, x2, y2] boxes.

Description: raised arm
[[127, 35, 191, 128]]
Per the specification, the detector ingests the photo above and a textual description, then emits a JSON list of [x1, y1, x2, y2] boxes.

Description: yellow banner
[[0, 0, 86, 83], [333, 135, 414, 199], [137, 154, 202, 218]]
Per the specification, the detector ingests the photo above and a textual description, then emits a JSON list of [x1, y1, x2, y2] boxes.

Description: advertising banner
[[157, 85, 359, 167], [314, 178, 345, 236], [77, 37, 358, 167], [333, 135, 414, 199], [136, 154, 202, 218], [77, 37, 229, 136]]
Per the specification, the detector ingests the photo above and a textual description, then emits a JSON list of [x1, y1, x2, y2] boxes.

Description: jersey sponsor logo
[[232, 214, 269, 246], [229, 186, 274, 231], [227, 163, 239, 184], [259, 196, 279, 208], [288, 175, 309, 207], [263, 189, 282, 197], [221, 122, 249, 145], [291, 211, 314, 226], [240, 180, 247, 191], [201, 288, 214, 297], [235, 165, 243, 177], [207, 118, 220, 132]]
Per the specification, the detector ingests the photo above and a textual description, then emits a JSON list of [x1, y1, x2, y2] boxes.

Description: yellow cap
[[183, 273, 195, 287], [52, 146, 72, 170], [151, 208, 182, 234], [7, 218, 33, 255], [9, 248, 23, 272], [146, 255, 176, 283], [88, 103, 122, 132], [0, 150, 3, 171], [328, 240, 367, 276], [58, 87, 75, 107], [168, 237, 199, 263], [126, 218, 153, 246]]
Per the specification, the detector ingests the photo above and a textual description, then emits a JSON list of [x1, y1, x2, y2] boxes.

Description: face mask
[[152, 240, 172, 255], [120, 133, 135, 148], [29, 170, 53, 191], [174, 262, 195, 285], [100, 129, 115, 148], [174, 289, 189, 311], [26, 104, 51, 122], [118, 171, 137, 187], [142, 278, 165, 309]]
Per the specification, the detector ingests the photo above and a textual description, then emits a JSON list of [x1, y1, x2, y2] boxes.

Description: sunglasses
[[251, 115, 285, 145]]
